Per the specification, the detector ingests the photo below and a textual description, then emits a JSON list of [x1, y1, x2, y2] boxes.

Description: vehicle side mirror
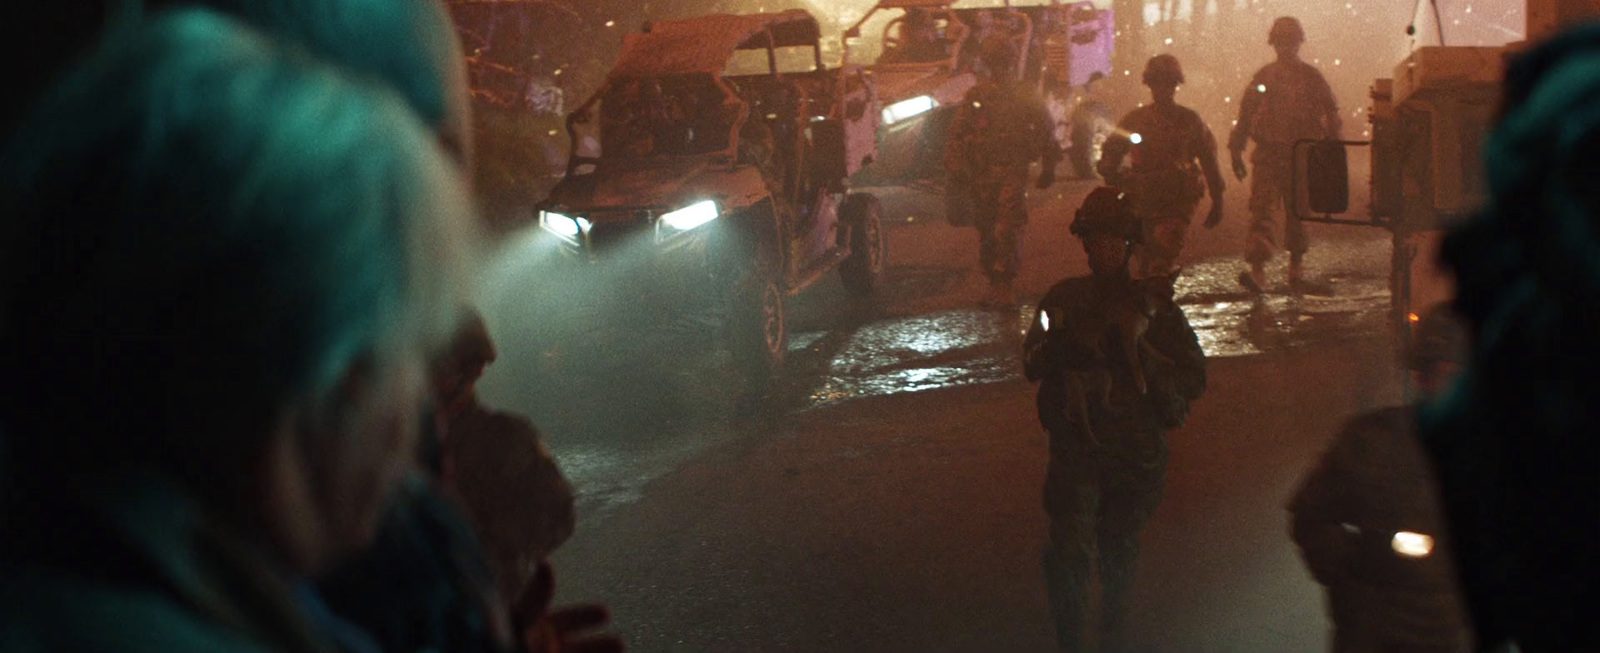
[[1303, 140, 1350, 215]]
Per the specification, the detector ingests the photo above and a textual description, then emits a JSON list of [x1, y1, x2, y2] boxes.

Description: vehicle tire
[[840, 193, 888, 297], [728, 261, 786, 389]]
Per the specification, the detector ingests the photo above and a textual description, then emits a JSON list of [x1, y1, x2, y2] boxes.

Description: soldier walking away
[[1024, 188, 1208, 652], [945, 35, 1062, 309], [1097, 55, 1225, 278], [1289, 307, 1474, 653], [1228, 16, 1341, 294], [1067, 72, 1112, 181]]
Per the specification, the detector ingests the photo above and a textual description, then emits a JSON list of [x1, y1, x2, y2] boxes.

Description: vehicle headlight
[[882, 95, 936, 126], [659, 200, 719, 233], [1391, 531, 1435, 558], [540, 211, 590, 239]]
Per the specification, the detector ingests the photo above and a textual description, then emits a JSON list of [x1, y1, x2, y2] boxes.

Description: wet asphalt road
[[474, 174, 1404, 652]]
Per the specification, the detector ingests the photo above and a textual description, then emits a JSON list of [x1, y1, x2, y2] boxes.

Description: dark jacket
[[1290, 406, 1472, 650], [0, 470, 354, 653], [444, 403, 576, 602], [1023, 273, 1207, 438]]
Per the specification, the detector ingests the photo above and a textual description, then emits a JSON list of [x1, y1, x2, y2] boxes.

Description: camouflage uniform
[[1099, 105, 1222, 276], [1290, 407, 1474, 653], [1229, 54, 1340, 268], [943, 80, 1060, 286], [1024, 272, 1207, 652], [445, 404, 577, 604]]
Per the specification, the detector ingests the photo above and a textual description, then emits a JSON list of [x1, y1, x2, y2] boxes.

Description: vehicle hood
[[543, 157, 769, 218]]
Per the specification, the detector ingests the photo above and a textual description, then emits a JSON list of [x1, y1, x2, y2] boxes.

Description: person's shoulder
[[1120, 104, 1158, 124], [1290, 58, 1332, 81], [447, 405, 545, 454], [964, 80, 1001, 101], [1042, 275, 1097, 305], [1334, 405, 1415, 453], [453, 404, 536, 433], [1007, 81, 1045, 104], [0, 566, 273, 653]]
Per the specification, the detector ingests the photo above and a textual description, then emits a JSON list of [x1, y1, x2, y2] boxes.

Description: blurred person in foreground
[[122, 1, 608, 649], [431, 311, 576, 603], [1097, 54, 1226, 278], [0, 11, 473, 651], [1289, 307, 1474, 653], [1418, 24, 1600, 652], [1024, 187, 1207, 652], [944, 35, 1061, 308], [1227, 16, 1341, 294]]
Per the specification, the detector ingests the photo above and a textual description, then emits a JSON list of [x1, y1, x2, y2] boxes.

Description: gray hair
[[0, 9, 474, 479]]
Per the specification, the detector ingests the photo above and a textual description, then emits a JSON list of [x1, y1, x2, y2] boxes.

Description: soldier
[[944, 35, 1062, 308], [883, 8, 948, 64], [1097, 54, 1226, 277], [1289, 306, 1474, 653], [1067, 72, 1111, 180], [1228, 16, 1342, 293], [1024, 187, 1208, 652], [433, 311, 577, 604]]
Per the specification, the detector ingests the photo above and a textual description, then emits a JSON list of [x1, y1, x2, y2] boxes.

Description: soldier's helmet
[[980, 34, 1019, 70], [1406, 305, 1468, 372], [1142, 54, 1185, 87], [1071, 186, 1142, 243], [1269, 16, 1306, 46]]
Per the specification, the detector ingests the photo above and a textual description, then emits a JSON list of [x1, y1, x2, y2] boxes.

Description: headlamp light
[[540, 211, 590, 239], [659, 200, 720, 233], [1391, 531, 1435, 558], [881, 95, 936, 125]]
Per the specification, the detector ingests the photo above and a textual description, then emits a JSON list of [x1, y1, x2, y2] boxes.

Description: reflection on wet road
[[787, 310, 1018, 409], [783, 238, 1392, 411], [478, 215, 1393, 521]]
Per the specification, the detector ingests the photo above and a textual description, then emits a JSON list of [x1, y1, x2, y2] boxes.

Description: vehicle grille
[[583, 211, 652, 256]]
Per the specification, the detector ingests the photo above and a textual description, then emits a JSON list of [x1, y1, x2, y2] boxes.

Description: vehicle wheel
[[840, 193, 888, 297], [729, 264, 786, 389]]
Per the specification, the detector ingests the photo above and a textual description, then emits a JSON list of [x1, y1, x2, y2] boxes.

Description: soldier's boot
[[1043, 549, 1092, 653], [1287, 254, 1333, 295], [1099, 582, 1133, 653], [1287, 253, 1305, 286], [1099, 545, 1141, 653], [1238, 261, 1267, 294]]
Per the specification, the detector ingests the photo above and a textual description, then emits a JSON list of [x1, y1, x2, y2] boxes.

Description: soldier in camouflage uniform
[[1228, 16, 1342, 293], [1024, 188, 1208, 652], [1290, 307, 1474, 652], [944, 35, 1062, 308], [1097, 55, 1226, 277], [432, 311, 577, 605]]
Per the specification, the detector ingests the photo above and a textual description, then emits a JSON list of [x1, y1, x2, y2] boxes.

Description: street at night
[[475, 176, 1402, 652], [10, 1, 1599, 652]]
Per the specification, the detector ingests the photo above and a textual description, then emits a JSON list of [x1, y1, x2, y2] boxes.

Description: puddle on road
[[791, 309, 1024, 409], [792, 251, 1393, 410]]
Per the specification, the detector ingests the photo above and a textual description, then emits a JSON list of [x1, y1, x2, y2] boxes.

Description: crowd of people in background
[[0, 1, 1595, 652]]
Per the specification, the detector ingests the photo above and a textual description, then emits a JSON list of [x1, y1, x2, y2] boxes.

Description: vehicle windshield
[[874, 8, 960, 65], [724, 45, 821, 77], [598, 73, 735, 160]]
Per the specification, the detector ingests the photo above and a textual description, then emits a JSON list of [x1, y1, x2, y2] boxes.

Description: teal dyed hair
[[128, 0, 462, 130], [0, 9, 473, 472]]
